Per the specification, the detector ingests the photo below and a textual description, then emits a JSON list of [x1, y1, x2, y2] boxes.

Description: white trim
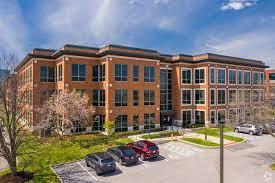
[[181, 109, 193, 124], [260, 72, 265, 85], [194, 67, 206, 85], [217, 68, 227, 85], [243, 70, 251, 85], [102, 55, 160, 62], [181, 67, 192, 85], [252, 89, 260, 103], [209, 109, 216, 124], [228, 69, 237, 85], [237, 70, 243, 85], [209, 88, 216, 106], [194, 109, 207, 124], [160, 67, 172, 70], [228, 89, 237, 106], [217, 109, 227, 122], [194, 88, 206, 106], [181, 89, 192, 106], [252, 71, 260, 85], [209, 67, 216, 85], [217, 88, 227, 106]]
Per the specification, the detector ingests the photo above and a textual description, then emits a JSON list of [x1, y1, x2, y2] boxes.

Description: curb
[[178, 136, 247, 149], [178, 139, 219, 149]]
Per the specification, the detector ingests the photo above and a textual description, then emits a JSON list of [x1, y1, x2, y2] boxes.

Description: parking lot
[[52, 133, 275, 183]]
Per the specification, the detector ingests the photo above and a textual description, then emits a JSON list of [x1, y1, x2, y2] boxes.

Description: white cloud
[[221, 0, 258, 11], [0, 0, 28, 58], [195, 29, 275, 68], [38, 0, 205, 49]]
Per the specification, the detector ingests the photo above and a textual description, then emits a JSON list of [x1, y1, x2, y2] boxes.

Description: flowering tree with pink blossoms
[[37, 89, 95, 138]]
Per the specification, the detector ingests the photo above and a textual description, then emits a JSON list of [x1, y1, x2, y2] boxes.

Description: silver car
[[234, 124, 262, 135]]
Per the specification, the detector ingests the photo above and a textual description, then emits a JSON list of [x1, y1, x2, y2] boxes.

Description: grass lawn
[[194, 128, 244, 143], [272, 164, 275, 170], [142, 131, 181, 139], [0, 133, 133, 183], [182, 137, 219, 147]]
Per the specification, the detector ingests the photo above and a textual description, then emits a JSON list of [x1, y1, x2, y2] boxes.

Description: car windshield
[[101, 158, 113, 164], [148, 145, 158, 151], [122, 148, 135, 156]]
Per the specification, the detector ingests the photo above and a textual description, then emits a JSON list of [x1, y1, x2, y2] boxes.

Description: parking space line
[[77, 162, 98, 181]]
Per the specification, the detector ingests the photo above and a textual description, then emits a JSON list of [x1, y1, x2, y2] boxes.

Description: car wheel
[[86, 162, 90, 167], [95, 168, 101, 176], [249, 131, 254, 135], [118, 158, 123, 165], [234, 128, 239, 133], [140, 153, 145, 161]]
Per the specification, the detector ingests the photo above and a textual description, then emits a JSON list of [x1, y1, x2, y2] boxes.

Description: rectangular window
[[144, 66, 155, 82], [115, 115, 128, 132], [194, 89, 205, 105], [93, 64, 106, 82], [253, 72, 259, 85], [160, 69, 172, 111], [217, 68, 226, 84], [252, 90, 259, 103], [194, 68, 205, 84], [40, 66, 56, 82], [228, 109, 237, 123], [133, 65, 139, 82], [218, 110, 226, 124], [238, 70, 243, 84], [244, 71, 251, 85], [181, 68, 192, 84], [210, 68, 215, 84], [260, 90, 265, 102], [115, 64, 128, 81], [228, 89, 237, 105], [181, 89, 192, 105], [182, 110, 192, 127], [92, 90, 105, 106], [229, 70, 236, 84], [133, 90, 139, 106], [210, 110, 216, 124], [92, 114, 105, 131], [269, 73, 275, 80], [210, 89, 215, 105], [195, 110, 205, 125], [72, 64, 86, 81], [115, 89, 128, 106], [244, 90, 251, 103], [58, 64, 62, 82], [217, 89, 226, 105], [260, 72, 264, 85], [144, 90, 155, 106], [144, 113, 155, 129], [133, 115, 139, 131]]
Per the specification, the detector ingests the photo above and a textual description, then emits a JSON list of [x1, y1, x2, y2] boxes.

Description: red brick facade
[[16, 44, 267, 134]]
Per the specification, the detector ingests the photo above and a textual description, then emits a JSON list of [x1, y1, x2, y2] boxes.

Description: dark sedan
[[107, 146, 138, 166], [85, 152, 116, 175]]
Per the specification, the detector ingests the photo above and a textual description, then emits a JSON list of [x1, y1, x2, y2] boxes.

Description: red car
[[127, 140, 159, 160]]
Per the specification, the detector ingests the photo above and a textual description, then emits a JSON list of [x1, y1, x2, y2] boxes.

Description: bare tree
[[36, 89, 96, 138], [0, 54, 30, 176]]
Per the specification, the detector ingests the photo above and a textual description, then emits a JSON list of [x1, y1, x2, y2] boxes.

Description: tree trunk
[[9, 158, 17, 176]]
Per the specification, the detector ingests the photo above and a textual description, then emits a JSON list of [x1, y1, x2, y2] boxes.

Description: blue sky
[[0, 0, 275, 67]]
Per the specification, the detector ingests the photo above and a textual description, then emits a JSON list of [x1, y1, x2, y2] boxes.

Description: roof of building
[[15, 44, 268, 71]]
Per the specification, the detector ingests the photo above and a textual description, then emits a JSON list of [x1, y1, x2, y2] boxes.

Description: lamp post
[[220, 122, 224, 183]]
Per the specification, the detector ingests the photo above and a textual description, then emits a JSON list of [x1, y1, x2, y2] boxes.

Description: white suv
[[234, 124, 262, 135]]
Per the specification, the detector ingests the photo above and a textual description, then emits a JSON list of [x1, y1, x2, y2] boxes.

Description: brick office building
[[16, 44, 267, 134], [265, 69, 275, 106]]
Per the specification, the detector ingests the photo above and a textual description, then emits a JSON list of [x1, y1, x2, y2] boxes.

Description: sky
[[0, 0, 275, 68]]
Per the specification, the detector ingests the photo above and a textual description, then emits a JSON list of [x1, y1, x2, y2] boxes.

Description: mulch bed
[[0, 171, 33, 183]]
